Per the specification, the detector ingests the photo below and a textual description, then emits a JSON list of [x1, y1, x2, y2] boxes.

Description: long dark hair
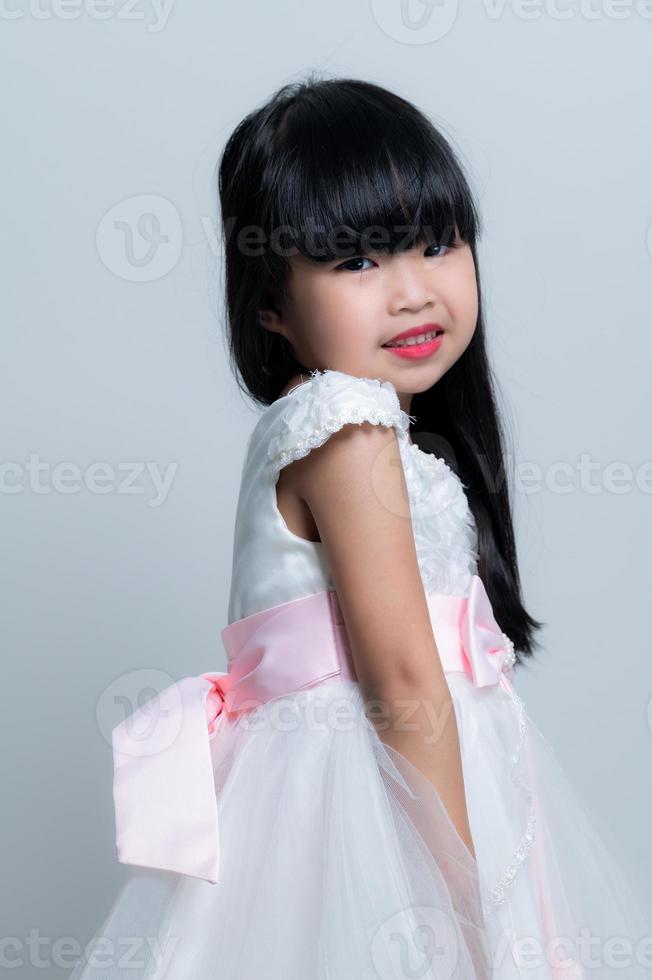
[[216, 73, 544, 665]]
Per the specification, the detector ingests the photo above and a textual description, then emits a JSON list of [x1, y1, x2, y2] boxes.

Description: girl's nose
[[386, 255, 439, 314]]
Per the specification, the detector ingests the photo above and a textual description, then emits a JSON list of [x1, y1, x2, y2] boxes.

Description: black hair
[[216, 73, 544, 664]]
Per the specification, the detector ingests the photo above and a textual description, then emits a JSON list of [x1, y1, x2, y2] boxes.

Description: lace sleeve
[[266, 369, 413, 479]]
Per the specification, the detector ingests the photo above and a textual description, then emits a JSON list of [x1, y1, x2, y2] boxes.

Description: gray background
[[1, 2, 651, 976]]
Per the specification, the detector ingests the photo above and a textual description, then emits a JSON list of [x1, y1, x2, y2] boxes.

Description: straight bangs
[[262, 87, 481, 264]]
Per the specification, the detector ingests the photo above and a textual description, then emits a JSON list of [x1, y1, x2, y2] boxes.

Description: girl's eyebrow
[[324, 251, 366, 264]]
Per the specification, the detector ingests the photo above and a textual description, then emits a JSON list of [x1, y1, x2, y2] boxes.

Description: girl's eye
[[424, 241, 454, 258], [335, 256, 375, 273]]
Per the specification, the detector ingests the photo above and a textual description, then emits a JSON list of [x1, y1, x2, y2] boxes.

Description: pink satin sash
[[112, 574, 515, 883]]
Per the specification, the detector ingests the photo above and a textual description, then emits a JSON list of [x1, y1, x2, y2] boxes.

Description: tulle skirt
[[68, 673, 651, 979]]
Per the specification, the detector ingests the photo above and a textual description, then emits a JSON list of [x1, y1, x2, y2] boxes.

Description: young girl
[[71, 77, 651, 979]]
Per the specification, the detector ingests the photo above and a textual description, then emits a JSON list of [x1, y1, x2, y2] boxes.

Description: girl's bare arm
[[287, 420, 476, 857]]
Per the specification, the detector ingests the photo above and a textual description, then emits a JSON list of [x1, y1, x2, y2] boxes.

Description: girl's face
[[261, 229, 478, 413]]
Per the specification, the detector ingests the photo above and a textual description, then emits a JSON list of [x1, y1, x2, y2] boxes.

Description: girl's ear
[[258, 307, 288, 340]]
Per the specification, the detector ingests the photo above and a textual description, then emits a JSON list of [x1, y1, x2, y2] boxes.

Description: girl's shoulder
[[264, 368, 414, 478]]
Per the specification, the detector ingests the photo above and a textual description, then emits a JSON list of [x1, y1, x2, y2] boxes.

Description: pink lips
[[382, 324, 444, 360]]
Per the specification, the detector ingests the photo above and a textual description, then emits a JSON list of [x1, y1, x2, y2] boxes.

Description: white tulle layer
[[452, 672, 652, 978], [69, 676, 652, 980]]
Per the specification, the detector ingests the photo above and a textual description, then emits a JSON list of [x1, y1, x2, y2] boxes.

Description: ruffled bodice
[[227, 368, 479, 623]]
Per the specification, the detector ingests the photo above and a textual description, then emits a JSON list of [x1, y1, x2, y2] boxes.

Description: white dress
[[70, 368, 651, 980]]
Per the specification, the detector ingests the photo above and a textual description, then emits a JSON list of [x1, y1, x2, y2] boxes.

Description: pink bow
[[203, 670, 231, 735], [424, 575, 515, 686], [111, 672, 230, 884], [111, 579, 514, 884], [460, 575, 516, 685], [111, 590, 355, 884]]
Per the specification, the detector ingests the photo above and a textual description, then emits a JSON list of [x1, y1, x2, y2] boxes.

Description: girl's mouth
[[382, 330, 444, 359]]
